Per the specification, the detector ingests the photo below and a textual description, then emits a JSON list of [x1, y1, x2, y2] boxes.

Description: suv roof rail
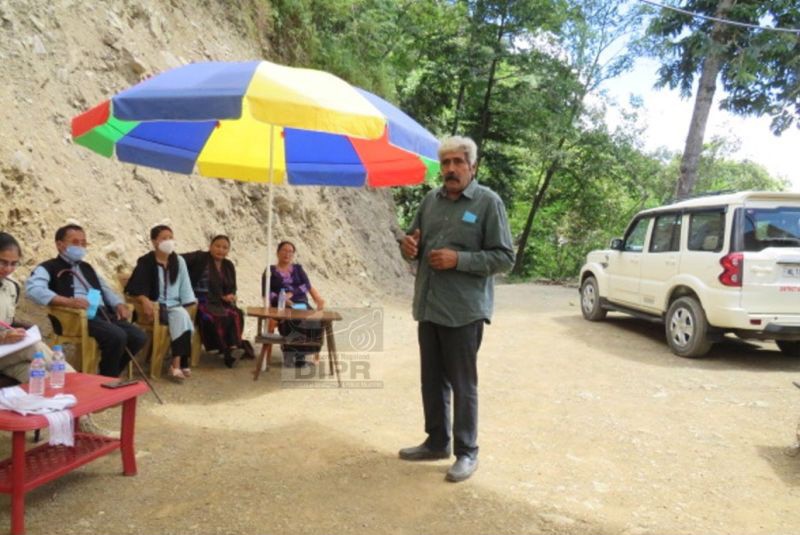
[[669, 189, 738, 204]]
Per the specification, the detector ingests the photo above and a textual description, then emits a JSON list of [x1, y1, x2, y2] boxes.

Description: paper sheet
[[0, 325, 42, 359]]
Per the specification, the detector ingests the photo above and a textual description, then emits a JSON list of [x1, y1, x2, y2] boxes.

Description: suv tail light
[[719, 253, 743, 287]]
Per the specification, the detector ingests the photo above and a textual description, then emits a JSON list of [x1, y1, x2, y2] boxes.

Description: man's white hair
[[438, 136, 478, 166]]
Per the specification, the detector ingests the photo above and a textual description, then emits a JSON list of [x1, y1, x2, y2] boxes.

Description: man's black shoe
[[398, 443, 451, 461], [445, 456, 478, 482]]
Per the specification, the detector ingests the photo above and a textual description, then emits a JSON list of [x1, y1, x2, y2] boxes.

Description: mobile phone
[[101, 379, 140, 389]]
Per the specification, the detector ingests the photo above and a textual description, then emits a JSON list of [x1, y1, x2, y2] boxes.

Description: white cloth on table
[[43, 410, 75, 446], [0, 386, 77, 446]]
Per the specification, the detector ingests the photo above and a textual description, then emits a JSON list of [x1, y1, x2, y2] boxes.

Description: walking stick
[[67, 269, 166, 404], [98, 307, 165, 405], [124, 345, 164, 405]]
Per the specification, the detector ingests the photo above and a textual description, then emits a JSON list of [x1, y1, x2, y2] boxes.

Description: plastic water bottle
[[50, 345, 66, 389], [277, 288, 287, 311], [29, 352, 46, 396]]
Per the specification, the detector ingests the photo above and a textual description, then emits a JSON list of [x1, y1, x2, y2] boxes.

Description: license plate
[[784, 266, 800, 278]]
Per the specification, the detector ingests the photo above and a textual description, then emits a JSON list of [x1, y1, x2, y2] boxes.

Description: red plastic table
[[0, 373, 149, 535]]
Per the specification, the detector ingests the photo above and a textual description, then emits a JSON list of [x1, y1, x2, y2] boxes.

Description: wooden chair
[[46, 306, 99, 373], [127, 298, 199, 378], [190, 324, 202, 368], [119, 272, 201, 377]]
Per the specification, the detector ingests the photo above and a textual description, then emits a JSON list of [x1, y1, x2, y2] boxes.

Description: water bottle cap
[[33, 352, 44, 359], [53, 345, 63, 352]]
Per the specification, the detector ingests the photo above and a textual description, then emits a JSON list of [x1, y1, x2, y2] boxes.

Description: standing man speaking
[[399, 135, 515, 482]]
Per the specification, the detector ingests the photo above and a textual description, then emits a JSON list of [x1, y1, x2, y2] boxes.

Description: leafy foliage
[[641, 0, 800, 134], [253, 0, 792, 280]]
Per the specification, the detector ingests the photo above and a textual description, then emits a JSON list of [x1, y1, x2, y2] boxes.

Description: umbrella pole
[[263, 124, 275, 372], [265, 125, 274, 308]]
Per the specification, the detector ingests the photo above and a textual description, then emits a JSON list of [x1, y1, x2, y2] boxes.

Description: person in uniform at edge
[[398, 135, 514, 482]]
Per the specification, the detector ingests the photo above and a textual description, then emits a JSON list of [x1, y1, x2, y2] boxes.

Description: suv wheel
[[776, 341, 800, 357], [580, 276, 607, 321], [665, 297, 712, 358]]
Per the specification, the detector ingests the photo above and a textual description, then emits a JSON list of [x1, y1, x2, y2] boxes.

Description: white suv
[[579, 191, 800, 357]]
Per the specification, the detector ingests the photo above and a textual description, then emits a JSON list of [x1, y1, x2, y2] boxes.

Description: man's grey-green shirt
[[407, 179, 515, 327]]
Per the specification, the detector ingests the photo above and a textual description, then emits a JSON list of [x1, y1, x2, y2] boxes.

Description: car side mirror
[[610, 238, 624, 251]]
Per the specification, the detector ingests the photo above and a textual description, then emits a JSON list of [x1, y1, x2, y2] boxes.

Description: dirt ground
[[2, 282, 800, 535]]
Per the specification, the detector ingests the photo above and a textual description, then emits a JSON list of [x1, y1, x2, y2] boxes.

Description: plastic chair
[[190, 324, 202, 368], [127, 298, 199, 378], [46, 306, 99, 373], [127, 298, 168, 379]]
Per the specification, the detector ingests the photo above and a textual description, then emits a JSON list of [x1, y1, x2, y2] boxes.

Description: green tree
[[658, 135, 789, 193], [510, 0, 643, 275], [392, 0, 569, 223], [641, 0, 800, 198], [261, 0, 415, 95], [511, 113, 666, 278]]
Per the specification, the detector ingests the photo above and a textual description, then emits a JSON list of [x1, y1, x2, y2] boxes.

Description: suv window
[[740, 207, 800, 251], [650, 214, 681, 253], [688, 211, 725, 252], [624, 218, 650, 252]]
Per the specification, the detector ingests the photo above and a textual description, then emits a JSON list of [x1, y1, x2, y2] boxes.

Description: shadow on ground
[[557, 313, 800, 372], [134, 350, 345, 407], [0, 420, 610, 535], [757, 444, 800, 489]]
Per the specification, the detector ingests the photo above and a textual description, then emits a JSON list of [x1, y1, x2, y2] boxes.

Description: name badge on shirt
[[462, 210, 478, 224]]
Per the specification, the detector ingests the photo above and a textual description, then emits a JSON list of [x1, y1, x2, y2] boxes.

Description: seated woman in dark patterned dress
[[183, 235, 254, 368], [260, 240, 325, 368]]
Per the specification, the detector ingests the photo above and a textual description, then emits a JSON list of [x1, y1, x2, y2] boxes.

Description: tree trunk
[[675, 0, 735, 199], [511, 140, 564, 276], [475, 55, 499, 166], [474, 7, 508, 171], [511, 92, 586, 276], [451, 81, 466, 135]]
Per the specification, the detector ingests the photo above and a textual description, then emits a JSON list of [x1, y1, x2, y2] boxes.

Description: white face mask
[[157, 239, 176, 255]]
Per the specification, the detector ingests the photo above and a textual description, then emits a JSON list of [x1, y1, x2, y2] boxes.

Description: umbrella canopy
[[70, 60, 440, 321], [71, 60, 440, 186]]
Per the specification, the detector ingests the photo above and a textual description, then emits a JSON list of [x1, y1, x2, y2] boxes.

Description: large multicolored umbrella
[[71, 60, 440, 186], [70, 60, 440, 318]]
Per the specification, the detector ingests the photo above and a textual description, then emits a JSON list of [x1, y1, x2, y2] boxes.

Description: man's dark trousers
[[418, 320, 483, 459], [87, 313, 146, 377]]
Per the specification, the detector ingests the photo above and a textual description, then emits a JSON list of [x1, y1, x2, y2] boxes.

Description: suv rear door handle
[[665, 258, 677, 266], [751, 266, 772, 274]]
